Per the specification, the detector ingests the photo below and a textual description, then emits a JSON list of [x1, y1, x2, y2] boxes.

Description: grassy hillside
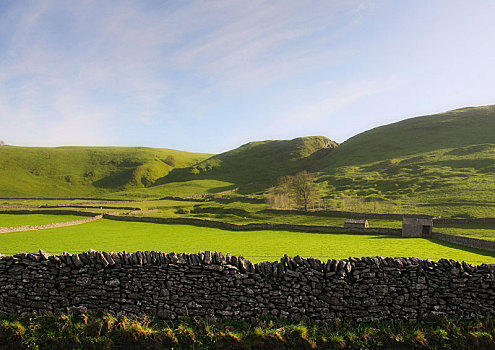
[[328, 105, 495, 167], [0, 146, 211, 198], [2, 105, 495, 218], [317, 105, 495, 217], [165, 136, 337, 187]]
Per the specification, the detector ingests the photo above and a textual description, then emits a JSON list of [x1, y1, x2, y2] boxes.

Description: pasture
[[0, 217, 494, 264]]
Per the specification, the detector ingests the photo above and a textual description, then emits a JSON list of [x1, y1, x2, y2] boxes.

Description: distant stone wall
[[0, 197, 137, 202], [127, 209, 159, 215], [433, 218, 495, 224], [431, 232, 495, 253], [160, 196, 212, 202], [0, 204, 140, 210], [0, 209, 99, 216], [263, 208, 405, 220], [0, 215, 103, 234], [102, 213, 402, 235], [1, 251, 494, 322]]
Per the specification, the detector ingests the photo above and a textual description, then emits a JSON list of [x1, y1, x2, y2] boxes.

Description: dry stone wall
[[0, 209, 99, 216], [263, 209, 406, 220], [0, 215, 103, 234], [431, 232, 495, 253], [1, 250, 494, 322], [102, 213, 402, 235], [433, 217, 495, 224]]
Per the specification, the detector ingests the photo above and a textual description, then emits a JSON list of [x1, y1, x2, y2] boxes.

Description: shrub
[[175, 208, 191, 214], [164, 155, 176, 167]]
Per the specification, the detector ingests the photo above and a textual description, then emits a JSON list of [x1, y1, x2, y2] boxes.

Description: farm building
[[344, 218, 369, 229], [402, 215, 433, 238]]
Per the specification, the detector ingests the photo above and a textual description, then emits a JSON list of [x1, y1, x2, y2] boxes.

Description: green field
[[1, 106, 495, 269], [0, 214, 86, 227], [0, 218, 494, 264]]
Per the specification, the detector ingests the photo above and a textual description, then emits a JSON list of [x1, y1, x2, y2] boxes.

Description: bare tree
[[266, 175, 294, 209], [290, 171, 319, 211], [267, 171, 320, 211], [0, 140, 5, 146]]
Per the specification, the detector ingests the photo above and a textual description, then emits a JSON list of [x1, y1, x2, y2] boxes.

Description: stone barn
[[344, 218, 369, 229], [402, 215, 433, 238]]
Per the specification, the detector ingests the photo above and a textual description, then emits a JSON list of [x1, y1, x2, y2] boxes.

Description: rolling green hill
[[2, 105, 495, 218], [0, 137, 335, 198], [0, 146, 211, 197], [317, 105, 495, 217], [164, 136, 337, 188], [327, 105, 495, 167]]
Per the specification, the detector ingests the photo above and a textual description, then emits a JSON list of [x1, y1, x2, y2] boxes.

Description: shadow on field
[[367, 235, 495, 259], [428, 238, 495, 259]]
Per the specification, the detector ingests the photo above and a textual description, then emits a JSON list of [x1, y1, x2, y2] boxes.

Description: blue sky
[[1, 1, 495, 153]]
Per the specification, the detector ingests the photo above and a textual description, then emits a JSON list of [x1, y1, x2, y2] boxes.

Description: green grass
[[111, 179, 236, 199], [0, 219, 494, 264], [0, 137, 335, 199], [2, 106, 495, 219], [316, 105, 495, 218], [0, 214, 87, 227], [166, 136, 337, 185], [1, 314, 494, 349], [116, 198, 404, 227], [325, 105, 495, 167], [0, 146, 211, 198]]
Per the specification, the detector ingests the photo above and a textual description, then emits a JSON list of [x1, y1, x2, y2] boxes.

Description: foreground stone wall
[[1, 250, 494, 322]]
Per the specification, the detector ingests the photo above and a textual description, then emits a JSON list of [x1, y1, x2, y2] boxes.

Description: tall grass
[[1, 313, 494, 349]]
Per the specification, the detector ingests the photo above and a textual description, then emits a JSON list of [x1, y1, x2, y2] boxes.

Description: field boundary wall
[[101, 213, 402, 235], [0, 214, 103, 234], [0, 197, 139, 202], [433, 217, 495, 224], [267, 209, 495, 224], [1, 251, 494, 322], [263, 208, 405, 220], [0, 205, 140, 210], [431, 232, 495, 253], [0, 209, 101, 216]]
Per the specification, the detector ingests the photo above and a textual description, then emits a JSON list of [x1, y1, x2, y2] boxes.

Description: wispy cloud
[[286, 77, 400, 124], [0, 0, 369, 147], [5, 0, 490, 151]]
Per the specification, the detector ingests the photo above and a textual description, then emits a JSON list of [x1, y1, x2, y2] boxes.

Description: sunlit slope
[[165, 136, 337, 186], [327, 105, 495, 167], [317, 105, 495, 217], [0, 146, 211, 197]]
